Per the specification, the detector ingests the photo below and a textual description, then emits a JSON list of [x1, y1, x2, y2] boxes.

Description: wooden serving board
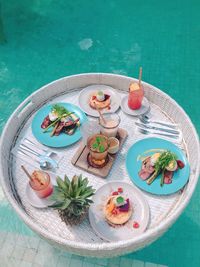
[[71, 128, 128, 178]]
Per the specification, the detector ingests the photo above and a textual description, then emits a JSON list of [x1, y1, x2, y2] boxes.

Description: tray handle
[[16, 98, 35, 120]]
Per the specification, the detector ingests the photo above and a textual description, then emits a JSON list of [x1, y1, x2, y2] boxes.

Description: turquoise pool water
[[0, 1, 199, 266]]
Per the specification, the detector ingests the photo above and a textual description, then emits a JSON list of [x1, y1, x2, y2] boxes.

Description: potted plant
[[50, 174, 95, 225]]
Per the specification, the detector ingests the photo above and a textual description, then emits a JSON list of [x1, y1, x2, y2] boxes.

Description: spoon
[[18, 150, 54, 170], [40, 160, 51, 170], [140, 115, 178, 129]]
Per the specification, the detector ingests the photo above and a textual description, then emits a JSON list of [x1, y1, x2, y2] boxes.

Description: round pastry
[[89, 91, 111, 110], [104, 195, 132, 226]]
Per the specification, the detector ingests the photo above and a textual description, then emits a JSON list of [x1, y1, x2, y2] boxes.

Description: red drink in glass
[[128, 83, 144, 110], [30, 170, 53, 198]]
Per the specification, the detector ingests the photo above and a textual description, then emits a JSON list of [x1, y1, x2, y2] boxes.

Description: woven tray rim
[[0, 73, 199, 255]]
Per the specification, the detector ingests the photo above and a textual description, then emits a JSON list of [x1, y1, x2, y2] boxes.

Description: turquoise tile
[[56, 256, 71, 267], [0, 1, 200, 267], [70, 258, 83, 267]]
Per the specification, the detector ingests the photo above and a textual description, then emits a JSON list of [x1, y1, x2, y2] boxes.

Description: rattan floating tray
[[0, 73, 199, 257]]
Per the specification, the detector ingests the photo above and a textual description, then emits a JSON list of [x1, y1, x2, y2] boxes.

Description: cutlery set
[[18, 138, 58, 170], [136, 115, 181, 140]]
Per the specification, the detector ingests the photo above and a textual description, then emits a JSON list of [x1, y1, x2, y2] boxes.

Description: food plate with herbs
[[89, 181, 150, 241], [78, 85, 121, 117], [126, 137, 190, 195], [32, 103, 88, 147]]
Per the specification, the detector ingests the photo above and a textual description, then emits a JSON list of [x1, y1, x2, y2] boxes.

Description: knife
[[135, 122, 180, 135]]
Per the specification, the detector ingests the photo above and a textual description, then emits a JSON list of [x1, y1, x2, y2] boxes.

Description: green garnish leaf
[[154, 150, 177, 172], [116, 196, 124, 204], [92, 143, 98, 149], [96, 137, 101, 144], [52, 104, 70, 117], [99, 145, 105, 153]]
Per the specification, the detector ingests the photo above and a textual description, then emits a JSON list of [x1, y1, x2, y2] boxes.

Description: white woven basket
[[0, 73, 199, 257]]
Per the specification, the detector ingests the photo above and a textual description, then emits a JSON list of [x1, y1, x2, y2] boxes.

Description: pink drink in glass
[[29, 170, 53, 198], [128, 83, 144, 110]]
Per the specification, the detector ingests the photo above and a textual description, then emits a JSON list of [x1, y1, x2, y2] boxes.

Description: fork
[[138, 128, 180, 139], [140, 115, 178, 129], [24, 138, 55, 157], [135, 122, 180, 135]]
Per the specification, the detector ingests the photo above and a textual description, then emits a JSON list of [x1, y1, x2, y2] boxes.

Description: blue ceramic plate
[[126, 137, 190, 195], [32, 102, 88, 147]]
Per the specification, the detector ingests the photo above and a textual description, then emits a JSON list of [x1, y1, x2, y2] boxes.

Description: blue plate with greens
[[126, 137, 190, 195], [32, 102, 87, 147]]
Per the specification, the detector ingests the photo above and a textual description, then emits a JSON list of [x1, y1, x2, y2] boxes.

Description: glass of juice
[[99, 113, 120, 137], [128, 82, 144, 110], [29, 170, 53, 198]]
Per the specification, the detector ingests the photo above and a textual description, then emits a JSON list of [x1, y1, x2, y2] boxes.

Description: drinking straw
[[21, 165, 33, 181], [94, 102, 107, 125]]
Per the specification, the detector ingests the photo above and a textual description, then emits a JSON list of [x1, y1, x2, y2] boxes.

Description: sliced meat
[[139, 157, 155, 180], [65, 126, 77, 135], [64, 120, 74, 128], [41, 115, 51, 129], [139, 169, 153, 180], [164, 170, 174, 184], [54, 122, 65, 135], [64, 118, 80, 128], [177, 160, 185, 169], [142, 157, 155, 173]]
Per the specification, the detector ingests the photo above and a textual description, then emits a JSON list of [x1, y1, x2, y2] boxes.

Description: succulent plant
[[50, 174, 95, 225]]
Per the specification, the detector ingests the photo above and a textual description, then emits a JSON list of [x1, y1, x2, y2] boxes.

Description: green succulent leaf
[[64, 175, 70, 185], [49, 201, 64, 209], [56, 176, 68, 191], [60, 199, 71, 210]]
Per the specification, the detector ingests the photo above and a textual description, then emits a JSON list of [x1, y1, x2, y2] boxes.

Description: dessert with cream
[[104, 188, 132, 227], [89, 90, 111, 110]]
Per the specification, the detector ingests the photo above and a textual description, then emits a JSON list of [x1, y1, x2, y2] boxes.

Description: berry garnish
[[133, 221, 140, 229], [118, 187, 123, 193], [119, 199, 129, 212], [177, 160, 185, 169], [112, 191, 118, 196], [92, 96, 96, 100], [111, 208, 118, 215]]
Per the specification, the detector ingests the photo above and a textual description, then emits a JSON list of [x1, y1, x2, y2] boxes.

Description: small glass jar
[[29, 170, 53, 198], [99, 113, 120, 137]]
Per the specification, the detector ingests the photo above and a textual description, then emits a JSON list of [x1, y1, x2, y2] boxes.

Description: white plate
[[78, 85, 121, 117], [121, 95, 150, 116], [25, 172, 57, 208], [89, 181, 150, 242]]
